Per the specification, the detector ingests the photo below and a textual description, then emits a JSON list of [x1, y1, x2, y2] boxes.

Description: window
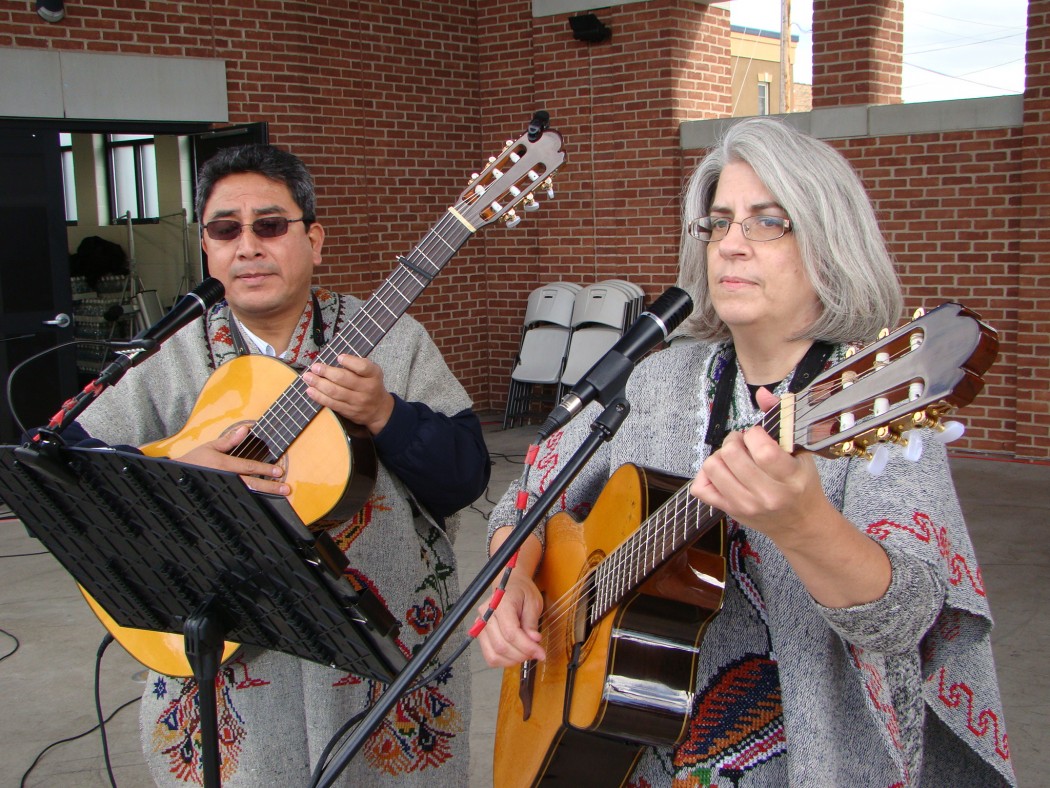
[[106, 133, 159, 223], [757, 81, 771, 115], [59, 132, 77, 223]]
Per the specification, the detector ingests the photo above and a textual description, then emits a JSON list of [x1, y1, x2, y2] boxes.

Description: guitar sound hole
[[572, 571, 598, 653], [231, 428, 276, 464]]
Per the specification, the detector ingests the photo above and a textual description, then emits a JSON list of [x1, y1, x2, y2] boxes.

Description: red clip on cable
[[468, 551, 519, 638]]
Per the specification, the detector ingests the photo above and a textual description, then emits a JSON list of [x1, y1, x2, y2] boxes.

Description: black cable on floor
[[20, 633, 139, 788], [0, 626, 19, 662]]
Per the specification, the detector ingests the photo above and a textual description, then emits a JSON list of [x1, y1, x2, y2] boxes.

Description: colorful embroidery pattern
[[672, 655, 786, 785], [150, 658, 265, 784], [331, 494, 391, 551], [364, 675, 464, 775], [406, 595, 443, 635]]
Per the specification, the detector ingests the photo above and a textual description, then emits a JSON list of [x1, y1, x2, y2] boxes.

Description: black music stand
[[0, 442, 407, 788]]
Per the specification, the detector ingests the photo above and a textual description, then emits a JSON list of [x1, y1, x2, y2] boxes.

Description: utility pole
[[780, 0, 791, 113]]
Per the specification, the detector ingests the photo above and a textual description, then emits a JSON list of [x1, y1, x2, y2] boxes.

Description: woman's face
[[705, 161, 822, 341]]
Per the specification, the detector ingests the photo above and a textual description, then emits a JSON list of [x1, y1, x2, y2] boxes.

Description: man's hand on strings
[[175, 424, 290, 496]]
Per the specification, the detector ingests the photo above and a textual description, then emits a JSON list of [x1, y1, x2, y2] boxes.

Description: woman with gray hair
[[480, 117, 1015, 786]]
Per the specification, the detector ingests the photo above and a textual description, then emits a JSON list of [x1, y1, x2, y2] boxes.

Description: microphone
[[100, 278, 225, 382], [537, 286, 693, 439]]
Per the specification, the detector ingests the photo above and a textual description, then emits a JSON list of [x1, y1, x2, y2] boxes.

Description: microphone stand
[[313, 397, 632, 788]]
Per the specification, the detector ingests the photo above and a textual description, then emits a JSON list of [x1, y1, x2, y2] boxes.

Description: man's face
[[200, 172, 323, 325]]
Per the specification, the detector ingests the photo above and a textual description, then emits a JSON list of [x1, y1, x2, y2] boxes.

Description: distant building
[[730, 25, 808, 116]]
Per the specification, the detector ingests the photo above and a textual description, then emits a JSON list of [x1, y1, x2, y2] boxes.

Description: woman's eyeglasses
[[202, 216, 305, 241], [687, 215, 792, 243]]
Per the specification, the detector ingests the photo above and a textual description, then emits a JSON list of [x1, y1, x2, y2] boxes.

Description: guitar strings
[[532, 339, 919, 655], [224, 184, 494, 462]]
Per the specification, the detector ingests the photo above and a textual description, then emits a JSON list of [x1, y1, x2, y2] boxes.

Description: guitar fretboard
[[245, 214, 475, 462], [590, 484, 723, 625]]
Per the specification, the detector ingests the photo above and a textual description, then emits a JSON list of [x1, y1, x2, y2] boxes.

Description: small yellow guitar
[[82, 118, 567, 677]]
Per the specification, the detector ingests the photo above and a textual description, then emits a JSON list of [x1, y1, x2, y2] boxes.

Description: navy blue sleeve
[[371, 395, 491, 519], [24, 421, 141, 453]]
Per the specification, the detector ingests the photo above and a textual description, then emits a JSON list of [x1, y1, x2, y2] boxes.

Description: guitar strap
[[228, 291, 327, 358], [705, 340, 834, 451]]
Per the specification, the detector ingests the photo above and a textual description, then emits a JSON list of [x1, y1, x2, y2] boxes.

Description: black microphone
[[100, 278, 225, 382], [537, 286, 693, 439]]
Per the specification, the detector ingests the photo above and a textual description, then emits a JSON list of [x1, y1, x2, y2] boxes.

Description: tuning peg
[[866, 444, 890, 476], [541, 177, 555, 199], [523, 193, 539, 212], [932, 420, 966, 444], [901, 429, 924, 462], [503, 209, 521, 229]]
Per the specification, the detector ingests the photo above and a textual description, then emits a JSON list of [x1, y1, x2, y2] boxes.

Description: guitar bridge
[[518, 658, 536, 720]]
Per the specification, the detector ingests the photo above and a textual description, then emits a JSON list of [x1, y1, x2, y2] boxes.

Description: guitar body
[[79, 354, 377, 677], [140, 354, 377, 527], [494, 464, 727, 787]]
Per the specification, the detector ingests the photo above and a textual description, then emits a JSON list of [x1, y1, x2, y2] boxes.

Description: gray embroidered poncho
[[79, 289, 475, 787], [488, 339, 1015, 787]]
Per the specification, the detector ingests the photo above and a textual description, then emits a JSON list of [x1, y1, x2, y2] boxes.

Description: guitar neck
[[591, 484, 724, 625], [319, 218, 474, 363], [249, 213, 475, 461]]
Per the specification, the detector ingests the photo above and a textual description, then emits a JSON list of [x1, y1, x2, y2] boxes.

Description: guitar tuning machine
[[503, 209, 522, 229], [523, 193, 539, 211], [865, 444, 890, 476], [881, 424, 925, 462], [541, 177, 555, 199], [909, 408, 966, 444]]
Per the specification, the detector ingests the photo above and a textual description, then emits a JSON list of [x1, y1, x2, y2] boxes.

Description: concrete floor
[[1, 422, 1047, 787]]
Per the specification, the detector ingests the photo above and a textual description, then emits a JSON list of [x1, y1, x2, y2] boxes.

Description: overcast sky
[[719, 0, 1028, 103]]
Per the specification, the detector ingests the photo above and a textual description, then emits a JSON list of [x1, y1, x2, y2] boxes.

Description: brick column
[[811, 0, 903, 108], [1017, 5, 1050, 458]]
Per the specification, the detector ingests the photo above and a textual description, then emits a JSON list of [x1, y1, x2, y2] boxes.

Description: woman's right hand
[[476, 571, 546, 667]]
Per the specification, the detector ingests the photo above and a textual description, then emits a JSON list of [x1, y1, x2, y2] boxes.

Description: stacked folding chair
[[502, 282, 580, 429], [559, 280, 640, 392]]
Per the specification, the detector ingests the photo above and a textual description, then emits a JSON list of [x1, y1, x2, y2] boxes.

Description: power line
[[903, 61, 1023, 94]]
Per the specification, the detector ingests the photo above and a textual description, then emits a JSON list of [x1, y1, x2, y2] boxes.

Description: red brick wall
[[837, 130, 1023, 456], [1018, 5, 1050, 458], [812, 0, 904, 108], [1, 0, 1046, 457]]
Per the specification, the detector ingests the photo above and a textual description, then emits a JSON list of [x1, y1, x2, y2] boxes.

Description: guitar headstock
[[781, 302, 998, 461], [452, 115, 566, 231]]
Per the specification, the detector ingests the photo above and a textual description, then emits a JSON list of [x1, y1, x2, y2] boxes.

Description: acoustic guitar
[[493, 302, 998, 787], [81, 118, 567, 677]]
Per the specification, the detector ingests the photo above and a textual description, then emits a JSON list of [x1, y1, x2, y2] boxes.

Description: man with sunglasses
[[73, 144, 490, 786]]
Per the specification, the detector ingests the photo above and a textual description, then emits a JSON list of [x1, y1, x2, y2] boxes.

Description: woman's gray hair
[[676, 117, 903, 344]]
